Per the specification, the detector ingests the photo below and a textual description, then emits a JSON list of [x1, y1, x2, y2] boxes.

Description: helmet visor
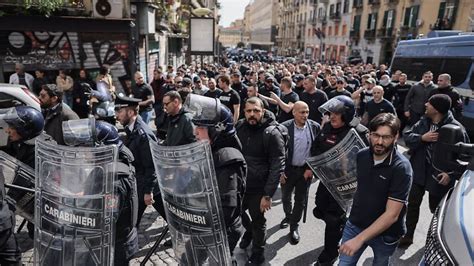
[[318, 97, 347, 115], [184, 94, 220, 127], [62, 118, 96, 146], [0, 107, 21, 127]]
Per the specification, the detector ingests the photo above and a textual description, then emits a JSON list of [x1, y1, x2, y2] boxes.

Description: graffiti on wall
[[1, 31, 130, 91]]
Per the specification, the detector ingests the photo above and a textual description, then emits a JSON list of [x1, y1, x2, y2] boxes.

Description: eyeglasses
[[370, 132, 394, 141], [163, 101, 172, 107]]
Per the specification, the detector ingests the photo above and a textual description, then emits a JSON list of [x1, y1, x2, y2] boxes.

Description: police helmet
[[184, 94, 235, 141], [318, 95, 355, 123], [62, 118, 122, 148], [2, 106, 44, 140]]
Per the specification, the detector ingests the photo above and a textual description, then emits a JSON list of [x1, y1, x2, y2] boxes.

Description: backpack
[[263, 124, 289, 156]]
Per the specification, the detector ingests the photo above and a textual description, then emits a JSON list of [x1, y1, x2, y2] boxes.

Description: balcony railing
[[386, 0, 399, 4], [308, 17, 318, 25], [319, 16, 328, 25], [350, 29, 360, 38], [368, 0, 381, 5], [377, 28, 394, 39], [319, 0, 329, 3], [353, 0, 363, 8], [330, 12, 341, 22], [364, 29, 376, 39]]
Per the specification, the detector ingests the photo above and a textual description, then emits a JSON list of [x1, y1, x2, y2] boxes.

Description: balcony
[[399, 26, 418, 39], [308, 17, 318, 25], [368, 0, 381, 5], [377, 28, 394, 39], [330, 12, 341, 22], [319, 0, 329, 3], [350, 29, 359, 38], [386, 0, 399, 4], [364, 29, 376, 39], [319, 16, 328, 25], [353, 0, 363, 9]]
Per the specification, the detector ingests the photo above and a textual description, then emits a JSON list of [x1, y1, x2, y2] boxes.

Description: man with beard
[[38, 84, 79, 145], [292, 74, 306, 97], [338, 113, 412, 265], [231, 71, 248, 104], [309, 96, 369, 265], [429, 73, 463, 120], [236, 97, 286, 265], [259, 74, 281, 115], [323, 74, 338, 96], [328, 78, 352, 99], [115, 94, 166, 231], [204, 78, 222, 98], [399, 94, 468, 248]]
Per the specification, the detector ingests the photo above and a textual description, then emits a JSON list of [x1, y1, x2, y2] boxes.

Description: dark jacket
[[236, 110, 286, 197], [4, 141, 35, 168], [311, 123, 369, 216], [404, 112, 469, 196], [164, 107, 196, 146], [281, 119, 320, 168], [404, 81, 436, 114], [114, 146, 139, 264], [43, 103, 79, 145], [124, 116, 158, 195]]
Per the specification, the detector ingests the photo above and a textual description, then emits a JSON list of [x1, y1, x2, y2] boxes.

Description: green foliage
[[24, 0, 64, 17]]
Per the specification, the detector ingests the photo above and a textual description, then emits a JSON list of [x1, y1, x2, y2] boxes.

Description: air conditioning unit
[[93, 0, 124, 19]]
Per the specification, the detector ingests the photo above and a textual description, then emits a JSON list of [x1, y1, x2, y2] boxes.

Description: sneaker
[[280, 217, 290, 229], [248, 252, 265, 265], [315, 250, 338, 266], [397, 235, 413, 249]]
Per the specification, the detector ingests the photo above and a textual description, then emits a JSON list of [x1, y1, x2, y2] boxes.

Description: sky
[[219, 0, 250, 27]]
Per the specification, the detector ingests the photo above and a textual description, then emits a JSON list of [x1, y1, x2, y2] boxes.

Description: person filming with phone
[[400, 94, 469, 248]]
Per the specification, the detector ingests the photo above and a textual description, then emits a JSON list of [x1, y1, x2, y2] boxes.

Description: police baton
[[140, 225, 169, 266], [302, 177, 312, 223]]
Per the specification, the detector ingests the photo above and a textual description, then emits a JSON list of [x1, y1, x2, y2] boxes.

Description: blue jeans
[[339, 221, 400, 266], [139, 110, 153, 124]]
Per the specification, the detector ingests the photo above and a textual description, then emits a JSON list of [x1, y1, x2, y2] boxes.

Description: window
[[353, 15, 361, 30], [336, 2, 341, 14], [343, 0, 350, 13], [335, 23, 339, 35], [330, 4, 334, 15], [383, 9, 395, 28], [404, 5, 419, 27], [342, 24, 347, 35], [367, 13, 377, 30], [328, 26, 332, 36]]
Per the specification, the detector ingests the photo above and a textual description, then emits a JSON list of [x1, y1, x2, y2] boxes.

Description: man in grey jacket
[[404, 71, 436, 125]]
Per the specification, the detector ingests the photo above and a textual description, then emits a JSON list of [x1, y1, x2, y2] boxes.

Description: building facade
[[247, 0, 279, 51], [350, 0, 474, 65]]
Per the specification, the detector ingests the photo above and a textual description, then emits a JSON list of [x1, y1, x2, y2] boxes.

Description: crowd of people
[[1, 58, 469, 266]]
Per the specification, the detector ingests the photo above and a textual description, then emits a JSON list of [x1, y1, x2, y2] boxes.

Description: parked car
[[422, 124, 474, 265], [0, 83, 40, 147]]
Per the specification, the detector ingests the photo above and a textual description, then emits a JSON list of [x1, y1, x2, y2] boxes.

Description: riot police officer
[[0, 174, 21, 265], [308, 96, 369, 265], [62, 118, 139, 266], [186, 94, 247, 260], [2, 106, 45, 239]]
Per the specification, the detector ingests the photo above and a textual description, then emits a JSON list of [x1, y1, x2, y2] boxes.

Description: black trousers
[[0, 227, 21, 266], [405, 183, 443, 237], [281, 166, 309, 230], [136, 189, 167, 228], [241, 194, 266, 255]]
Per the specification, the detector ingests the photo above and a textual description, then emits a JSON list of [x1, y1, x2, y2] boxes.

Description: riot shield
[[34, 136, 117, 266], [149, 140, 231, 266], [306, 128, 367, 214], [0, 150, 36, 222]]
